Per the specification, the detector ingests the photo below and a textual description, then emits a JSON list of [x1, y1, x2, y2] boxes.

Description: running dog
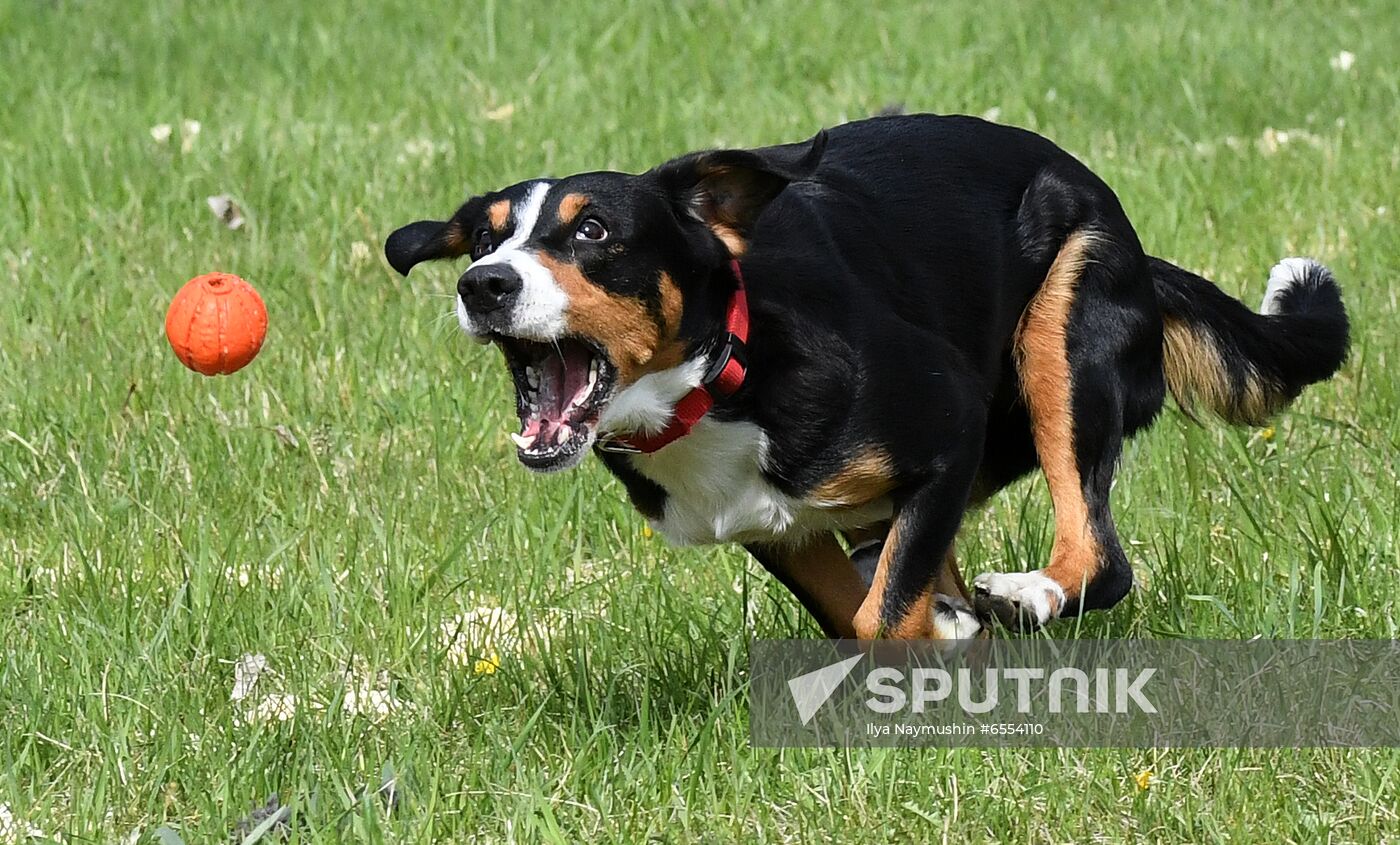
[[386, 113, 1348, 639]]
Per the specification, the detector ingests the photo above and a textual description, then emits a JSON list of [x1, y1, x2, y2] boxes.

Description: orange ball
[[165, 272, 268, 375]]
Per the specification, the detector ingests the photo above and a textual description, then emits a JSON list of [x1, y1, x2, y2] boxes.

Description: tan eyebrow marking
[[557, 193, 589, 225], [488, 199, 511, 232]]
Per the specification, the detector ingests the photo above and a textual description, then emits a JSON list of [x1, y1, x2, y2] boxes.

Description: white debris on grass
[[180, 118, 201, 153], [0, 804, 47, 844], [1257, 126, 1326, 155], [230, 653, 298, 725], [231, 653, 269, 701], [243, 693, 299, 724], [231, 653, 415, 725], [484, 103, 515, 121], [397, 138, 451, 166], [223, 562, 284, 589], [340, 666, 410, 721], [439, 596, 521, 673], [206, 194, 245, 230], [349, 240, 373, 270]]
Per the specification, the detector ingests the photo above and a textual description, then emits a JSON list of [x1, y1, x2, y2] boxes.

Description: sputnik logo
[[787, 652, 864, 725]]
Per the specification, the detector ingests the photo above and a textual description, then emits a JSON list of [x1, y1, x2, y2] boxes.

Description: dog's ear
[[384, 219, 467, 276], [653, 129, 828, 256]]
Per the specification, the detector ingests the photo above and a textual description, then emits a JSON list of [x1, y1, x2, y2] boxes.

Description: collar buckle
[[701, 333, 748, 393], [596, 438, 643, 455]]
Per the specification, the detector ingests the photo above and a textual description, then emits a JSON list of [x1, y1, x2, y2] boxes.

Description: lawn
[[2, 0, 1398, 841]]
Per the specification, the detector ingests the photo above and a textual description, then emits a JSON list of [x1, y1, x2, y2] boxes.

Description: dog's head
[[386, 132, 826, 472]]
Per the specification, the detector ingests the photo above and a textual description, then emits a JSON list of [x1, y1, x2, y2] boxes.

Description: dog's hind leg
[[746, 532, 870, 638], [973, 228, 1161, 631]]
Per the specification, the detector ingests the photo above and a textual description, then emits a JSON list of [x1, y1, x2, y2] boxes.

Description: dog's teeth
[[558, 423, 572, 442], [525, 367, 539, 389], [510, 432, 535, 449]]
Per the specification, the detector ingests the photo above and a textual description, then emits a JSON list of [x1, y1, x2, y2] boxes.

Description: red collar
[[600, 259, 750, 455]]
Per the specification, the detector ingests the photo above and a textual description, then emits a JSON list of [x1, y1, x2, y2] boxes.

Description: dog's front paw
[[931, 592, 986, 642], [972, 571, 1065, 632]]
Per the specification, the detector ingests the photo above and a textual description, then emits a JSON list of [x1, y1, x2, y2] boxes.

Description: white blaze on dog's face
[[453, 182, 569, 343], [383, 133, 826, 472], [387, 175, 706, 472]]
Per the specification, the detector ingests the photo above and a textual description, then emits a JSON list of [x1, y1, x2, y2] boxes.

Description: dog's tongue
[[524, 342, 592, 445]]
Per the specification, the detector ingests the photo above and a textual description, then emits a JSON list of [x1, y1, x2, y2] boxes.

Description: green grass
[[3, 0, 1399, 841]]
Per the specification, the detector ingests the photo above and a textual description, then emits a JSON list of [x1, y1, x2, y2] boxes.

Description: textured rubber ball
[[165, 272, 268, 375]]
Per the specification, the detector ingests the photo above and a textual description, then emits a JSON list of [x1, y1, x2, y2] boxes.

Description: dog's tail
[[1149, 256, 1348, 425]]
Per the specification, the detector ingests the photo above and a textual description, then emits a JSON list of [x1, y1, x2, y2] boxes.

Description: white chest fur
[[598, 357, 890, 546], [626, 417, 892, 546]]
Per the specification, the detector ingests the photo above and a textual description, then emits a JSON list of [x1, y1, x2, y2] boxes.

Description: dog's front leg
[[847, 522, 971, 605], [851, 464, 982, 641]]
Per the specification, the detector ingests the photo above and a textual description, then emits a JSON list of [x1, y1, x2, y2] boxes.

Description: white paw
[[931, 592, 984, 640], [972, 570, 1066, 630]]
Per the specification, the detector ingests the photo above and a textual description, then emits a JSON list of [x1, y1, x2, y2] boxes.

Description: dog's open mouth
[[494, 335, 618, 471]]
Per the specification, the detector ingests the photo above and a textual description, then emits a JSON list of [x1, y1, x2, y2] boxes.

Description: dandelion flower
[[1134, 769, 1153, 791], [440, 599, 518, 669], [474, 651, 501, 675]]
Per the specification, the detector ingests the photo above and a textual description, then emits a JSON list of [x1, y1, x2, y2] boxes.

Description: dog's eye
[[574, 218, 608, 242], [472, 229, 495, 260]]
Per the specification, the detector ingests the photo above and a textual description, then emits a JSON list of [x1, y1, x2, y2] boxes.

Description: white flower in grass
[[231, 653, 269, 701], [1257, 127, 1293, 155], [340, 668, 407, 721], [149, 123, 173, 144], [180, 118, 202, 153], [1329, 50, 1356, 72], [230, 654, 299, 724], [349, 240, 373, 270], [0, 804, 45, 843], [484, 103, 515, 121], [981, 106, 1003, 122], [206, 194, 245, 230], [224, 563, 283, 589], [401, 138, 439, 159], [244, 693, 298, 723]]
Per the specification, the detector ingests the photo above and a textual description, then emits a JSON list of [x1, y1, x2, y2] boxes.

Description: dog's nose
[[458, 265, 523, 315]]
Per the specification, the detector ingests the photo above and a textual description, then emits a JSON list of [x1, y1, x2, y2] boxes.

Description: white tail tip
[[1261, 257, 1324, 316]]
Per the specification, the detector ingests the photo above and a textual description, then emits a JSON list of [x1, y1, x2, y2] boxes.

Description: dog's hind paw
[[971, 571, 1065, 632], [931, 592, 986, 642]]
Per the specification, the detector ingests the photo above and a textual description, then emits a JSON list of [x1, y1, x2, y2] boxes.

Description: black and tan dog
[[386, 113, 1348, 640]]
